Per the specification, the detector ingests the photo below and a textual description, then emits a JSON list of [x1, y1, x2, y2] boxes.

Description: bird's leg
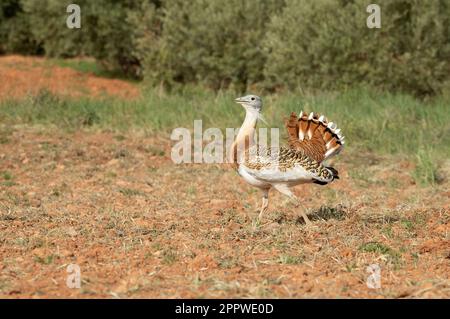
[[258, 188, 270, 220], [273, 184, 312, 225]]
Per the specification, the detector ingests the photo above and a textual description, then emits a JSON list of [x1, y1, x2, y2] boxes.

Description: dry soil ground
[[0, 56, 449, 298]]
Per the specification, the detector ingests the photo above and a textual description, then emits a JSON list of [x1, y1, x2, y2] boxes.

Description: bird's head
[[235, 94, 262, 112], [235, 94, 267, 124]]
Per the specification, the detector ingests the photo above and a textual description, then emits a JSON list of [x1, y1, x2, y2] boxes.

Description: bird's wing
[[241, 146, 334, 184], [285, 111, 345, 162]]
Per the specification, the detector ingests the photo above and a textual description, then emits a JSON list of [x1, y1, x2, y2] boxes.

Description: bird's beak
[[235, 97, 246, 104]]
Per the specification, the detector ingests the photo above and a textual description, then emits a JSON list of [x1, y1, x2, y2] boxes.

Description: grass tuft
[[412, 148, 441, 186], [278, 254, 304, 265], [359, 242, 401, 266], [118, 188, 144, 197]]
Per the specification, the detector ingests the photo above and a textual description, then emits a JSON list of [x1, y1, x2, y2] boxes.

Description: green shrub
[[125, 1, 161, 79], [1, 0, 160, 78], [263, 0, 450, 96], [138, 0, 283, 91], [79, 0, 157, 78], [20, 0, 88, 58], [0, 0, 41, 54]]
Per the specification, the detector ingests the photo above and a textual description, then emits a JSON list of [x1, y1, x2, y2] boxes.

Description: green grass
[[46, 58, 138, 82], [1, 171, 15, 187], [118, 188, 145, 197], [412, 147, 441, 186], [278, 254, 304, 265], [359, 242, 402, 266], [0, 87, 448, 185], [34, 254, 56, 265], [161, 249, 178, 265], [1, 171, 13, 180]]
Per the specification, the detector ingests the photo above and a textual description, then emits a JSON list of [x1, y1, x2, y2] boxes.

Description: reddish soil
[[0, 55, 140, 101], [0, 128, 448, 298]]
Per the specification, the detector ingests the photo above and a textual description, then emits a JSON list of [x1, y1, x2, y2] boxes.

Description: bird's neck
[[230, 109, 259, 164]]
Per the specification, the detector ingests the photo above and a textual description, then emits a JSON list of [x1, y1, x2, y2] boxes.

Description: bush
[[263, 0, 450, 96], [1, 0, 160, 78], [0, 0, 41, 54], [79, 0, 159, 78], [20, 0, 88, 58], [138, 0, 283, 90]]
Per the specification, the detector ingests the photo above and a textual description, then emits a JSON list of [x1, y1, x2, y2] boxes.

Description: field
[[0, 56, 449, 298]]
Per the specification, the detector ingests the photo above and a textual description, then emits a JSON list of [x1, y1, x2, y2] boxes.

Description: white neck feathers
[[230, 109, 259, 164]]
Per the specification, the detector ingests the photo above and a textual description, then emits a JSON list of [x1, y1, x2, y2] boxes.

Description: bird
[[230, 94, 345, 225]]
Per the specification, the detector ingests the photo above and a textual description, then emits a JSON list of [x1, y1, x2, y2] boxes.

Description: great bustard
[[230, 95, 345, 225]]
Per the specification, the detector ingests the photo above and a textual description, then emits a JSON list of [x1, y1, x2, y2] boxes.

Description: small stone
[[65, 227, 78, 237], [107, 159, 119, 166]]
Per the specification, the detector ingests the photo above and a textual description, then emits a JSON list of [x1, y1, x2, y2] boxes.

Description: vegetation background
[[1, 0, 450, 96], [0, 0, 449, 298]]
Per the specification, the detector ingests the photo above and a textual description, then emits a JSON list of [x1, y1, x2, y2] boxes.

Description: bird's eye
[[251, 97, 255, 101]]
